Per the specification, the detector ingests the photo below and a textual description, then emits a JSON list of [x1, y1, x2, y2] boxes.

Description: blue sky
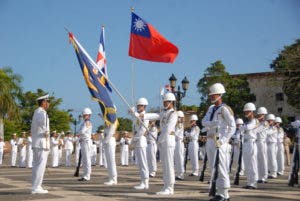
[[1, 0, 300, 130]]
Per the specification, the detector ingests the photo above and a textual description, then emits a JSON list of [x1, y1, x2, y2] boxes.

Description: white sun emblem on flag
[[134, 18, 146, 32]]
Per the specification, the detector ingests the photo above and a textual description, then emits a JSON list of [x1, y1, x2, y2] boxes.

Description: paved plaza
[[0, 153, 299, 201]]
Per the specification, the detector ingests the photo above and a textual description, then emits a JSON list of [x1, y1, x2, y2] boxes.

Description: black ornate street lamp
[[168, 73, 190, 109], [69, 114, 82, 134]]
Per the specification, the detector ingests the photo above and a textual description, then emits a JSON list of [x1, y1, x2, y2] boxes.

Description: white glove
[[216, 139, 222, 148]]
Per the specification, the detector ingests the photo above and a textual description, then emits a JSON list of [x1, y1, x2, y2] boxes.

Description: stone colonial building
[[233, 72, 300, 121]]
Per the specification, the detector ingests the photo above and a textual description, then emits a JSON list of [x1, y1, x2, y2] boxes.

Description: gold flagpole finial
[[101, 24, 105, 29], [131, 7, 134, 12]]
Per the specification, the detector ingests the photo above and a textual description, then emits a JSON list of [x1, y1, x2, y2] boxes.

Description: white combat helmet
[[275, 117, 282, 123], [209, 83, 226, 95], [266, 114, 276, 121], [136, 97, 148, 106], [236, 118, 244, 125], [177, 111, 184, 118], [82, 107, 92, 115], [243, 102, 256, 111], [163, 93, 176, 102], [190, 114, 198, 121], [257, 107, 268, 115]]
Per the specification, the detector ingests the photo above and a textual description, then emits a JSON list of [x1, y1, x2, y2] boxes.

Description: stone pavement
[[0, 154, 299, 201]]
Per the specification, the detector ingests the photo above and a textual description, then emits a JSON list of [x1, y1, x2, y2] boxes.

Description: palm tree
[[0, 67, 23, 138]]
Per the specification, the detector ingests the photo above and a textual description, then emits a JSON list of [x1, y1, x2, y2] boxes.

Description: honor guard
[[275, 117, 285, 175], [232, 118, 244, 175], [31, 94, 50, 194], [131, 97, 150, 190], [256, 107, 269, 183], [120, 131, 130, 166], [18, 132, 27, 168], [91, 134, 98, 166], [64, 131, 74, 167], [147, 120, 158, 177], [202, 83, 236, 201], [175, 111, 185, 180], [242, 103, 258, 189], [98, 130, 107, 167], [103, 122, 118, 185], [266, 114, 278, 179], [78, 108, 93, 181], [187, 114, 200, 176], [51, 131, 59, 168], [10, 133, 18, 167]]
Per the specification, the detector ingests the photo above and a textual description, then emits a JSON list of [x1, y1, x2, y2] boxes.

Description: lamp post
[[168, 73, 190, 109], [69, 114, 82, 134]]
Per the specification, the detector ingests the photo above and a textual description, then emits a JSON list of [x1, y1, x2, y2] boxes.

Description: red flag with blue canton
[[129, 12, 179, 63]]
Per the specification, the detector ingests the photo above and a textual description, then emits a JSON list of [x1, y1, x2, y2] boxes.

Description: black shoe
[[175, 176, 183, 181], [244, 185, 256, 189], [209, 195, 228, 201], [268, 175, 276, 179], [257, 180, 263, 183], [78, 178, 88, 181]]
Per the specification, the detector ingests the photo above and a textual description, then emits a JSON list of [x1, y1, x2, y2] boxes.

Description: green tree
[[270, 39, 300, 109], [0, 67, 23, 139], [197, 60, 256, 118], [117, 117, 133, 132]]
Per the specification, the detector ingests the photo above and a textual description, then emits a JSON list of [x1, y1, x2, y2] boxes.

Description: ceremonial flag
[[96, 26, 112, 92], [69, 32, 117, 125], [129, 12, 179, 63]]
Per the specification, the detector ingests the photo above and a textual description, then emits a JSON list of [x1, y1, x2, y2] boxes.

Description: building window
[[275, 93, 284, 101], [277, 107, 283, 113]]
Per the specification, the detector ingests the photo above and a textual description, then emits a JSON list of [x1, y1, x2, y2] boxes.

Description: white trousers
[[147, 142, 157, 174], [135, 146, 149, 181], [19, 147, 27, 167], [27, 147, 33, 168], [256, 141, 268, 181], [91, 145, 97, 165], [0, 150, 3, 165], [32, 148, 49, 191], [188, 140, 199, 174], [233, 144, 244, 175], [58, 149, 62, 165], [80, 140, 91, 180], [121, 145, 129, 166], [99, 146, 107, 167], [175, 140, 185, 177], [51, 147, 59, 167], [267, 142, 277, 177], [11, 150, 17, 166], [65, 149, 73, 167], [75, 146, 80, 165], [206, 138, 216, 174], [104, 138, 117, 181], [160, 144, 175, 191], [277, 143, 284, 174], [243, 141, 258, 186]]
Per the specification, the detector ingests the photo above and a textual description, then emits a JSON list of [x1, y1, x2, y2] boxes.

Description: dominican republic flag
[[96, 26, 112, 92], [128, 12, 179, 63]]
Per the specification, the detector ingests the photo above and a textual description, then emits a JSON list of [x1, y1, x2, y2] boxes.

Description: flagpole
[[131, 58, 136, 134]]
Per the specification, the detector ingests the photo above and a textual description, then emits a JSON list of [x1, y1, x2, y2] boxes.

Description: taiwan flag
[[129, 12, 179, 63]]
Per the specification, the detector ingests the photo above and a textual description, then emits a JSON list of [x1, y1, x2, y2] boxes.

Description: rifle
[[199, 153, 207, 182], [74, 149, 82, 177], [229, 142, 234, 173], [233, 136, 243, 185], [209, 146, 219, 197], [288, 142, 299, 186], [184, 134, 190, 173]]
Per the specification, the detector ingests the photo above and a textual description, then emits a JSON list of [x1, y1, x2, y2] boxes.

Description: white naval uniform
[[18, 138, 27, 167], [78, 120, 92, 180], [175, 123, 185, 179], [0, 141, 5, 165], [267, 125, 278, 178], [104, 123, 118, 183], [10, 139, 18, 166], [64, 137, 74, 167], [145, 108, 178, 194], [232, 128, 244, 175], [31, 106, 50, 191], [256, 121, 268, 182], [187, 125, 200, 175], [132, 111, 150, 187], [276, 127, 285, 175], [51, 137, 59, 167], [58, 139, 64, 166], [27, 136, 33, 168], [120, 137, 130, 166], [202, 104, 236, 199], [146, 126, 158, 176], [98, 133, 107, 167], [243, 119, 258, 188]]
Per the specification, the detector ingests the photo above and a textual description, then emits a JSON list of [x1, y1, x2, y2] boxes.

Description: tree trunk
[[0, 117, 3, 139]]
